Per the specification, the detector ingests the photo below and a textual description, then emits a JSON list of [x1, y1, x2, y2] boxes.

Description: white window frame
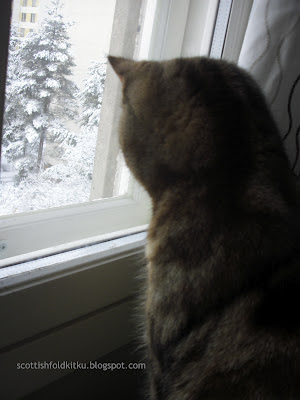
[[0, 180, 150, 266], [0, 0, 221, 266], [0, 0, 255, 398], [1, 0, 151, 265], [221, 0, 254, 62]]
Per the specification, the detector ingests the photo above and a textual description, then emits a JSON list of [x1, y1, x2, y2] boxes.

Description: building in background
[[12, 0, 40, 38]]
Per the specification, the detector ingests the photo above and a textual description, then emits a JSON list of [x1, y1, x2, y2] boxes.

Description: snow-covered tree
[[2, 24, 24, 168], [2, 24, 21, 128], [3, 0, 78, 181], [78, 60, 107, 129], [37, 60, 108, 199]]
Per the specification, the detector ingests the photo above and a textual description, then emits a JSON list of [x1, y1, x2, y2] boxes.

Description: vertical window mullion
[[90, 0, 144, 200]]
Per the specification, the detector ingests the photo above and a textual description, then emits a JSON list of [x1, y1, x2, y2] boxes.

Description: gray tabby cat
[[109, 55, 300, 399]]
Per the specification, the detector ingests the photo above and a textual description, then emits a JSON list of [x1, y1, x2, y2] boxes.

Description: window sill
[[0, 225, 147, 277]]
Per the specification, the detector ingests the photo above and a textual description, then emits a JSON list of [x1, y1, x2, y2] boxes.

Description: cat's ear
[[108, 56, 136, 84]]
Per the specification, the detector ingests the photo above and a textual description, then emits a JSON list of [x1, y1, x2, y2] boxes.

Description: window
[[30, 13, 36, 23], [21, 12, 27, 22], [19, 27, 25, 37], [1, 0, 151, 265], [22, 0, 28, 6], [32, 0, 38, 6], [0, 0, 220, 267]]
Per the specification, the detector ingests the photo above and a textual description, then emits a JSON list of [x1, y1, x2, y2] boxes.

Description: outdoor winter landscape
[[0, 0, 115, 215]]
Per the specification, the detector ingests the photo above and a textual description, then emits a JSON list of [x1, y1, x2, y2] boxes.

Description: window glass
[[19, 27, 26, 37], [0, 0, 223, 263], [1, 0, 130, 215]]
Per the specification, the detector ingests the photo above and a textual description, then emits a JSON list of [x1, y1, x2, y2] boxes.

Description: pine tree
[[3, 0, 78, 181], [2, 24, 27, 177], [78, 60, 107, 129]]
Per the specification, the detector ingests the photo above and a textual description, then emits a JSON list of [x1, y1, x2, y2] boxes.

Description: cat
[[108, 55, 300, 399]]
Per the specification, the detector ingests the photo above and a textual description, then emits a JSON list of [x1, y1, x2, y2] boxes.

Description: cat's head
[[108, 56, 279, 199]]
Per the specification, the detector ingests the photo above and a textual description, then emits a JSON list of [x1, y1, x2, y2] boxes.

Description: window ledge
[[0, 229, 147, 294]]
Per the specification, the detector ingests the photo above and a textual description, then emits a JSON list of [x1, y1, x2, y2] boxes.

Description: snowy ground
[[0, 171, 17, 184]]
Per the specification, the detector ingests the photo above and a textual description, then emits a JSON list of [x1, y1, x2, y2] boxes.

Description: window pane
[[0, 0, 143, 216]]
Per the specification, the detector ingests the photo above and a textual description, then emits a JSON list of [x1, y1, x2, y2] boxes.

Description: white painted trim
[[0, 183, 151, 263], [181, 0, 219, 57], [0, 231, 147, 291], [149, 0, 219, 60], [222, 0, 254, 62], [210, 0, 233, 59], [162, 0, 191, 59], [0, 224, 147, 270], [148, 0, 173, 59], [200, 0, 220, 55], [209, 0, 254, 61], [137, 0, 158, 60]]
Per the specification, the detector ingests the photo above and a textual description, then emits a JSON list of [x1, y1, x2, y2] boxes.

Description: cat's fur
[[108, 56, 300, 399]]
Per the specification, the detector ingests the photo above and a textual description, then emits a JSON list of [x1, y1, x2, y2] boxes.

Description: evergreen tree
[[2, 24, 27, 177], [78, 60, 107, 129], [3, 0, 78, 181]]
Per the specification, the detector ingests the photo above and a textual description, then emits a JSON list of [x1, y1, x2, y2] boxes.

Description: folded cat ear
[[108, 56, 136, 83]]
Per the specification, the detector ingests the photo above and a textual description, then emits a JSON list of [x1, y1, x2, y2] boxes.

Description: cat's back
[[108, 55, 300, 399], [144, 58, 300, 399]]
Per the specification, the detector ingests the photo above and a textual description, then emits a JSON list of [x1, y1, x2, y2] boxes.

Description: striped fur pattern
[[109, 56, 300, 399]]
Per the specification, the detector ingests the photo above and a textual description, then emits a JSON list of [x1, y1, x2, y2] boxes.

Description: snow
[[54, 52, 68, 62], [25, 100, 39, 115], [34, 50, 51, 60], [25, 127, 39, 144], [47, 64, 58, 72], [45, 78, 60, 88], [40, 90, 51, 98], [33, 116, 48, 129], [58, 42, 67, 50]]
